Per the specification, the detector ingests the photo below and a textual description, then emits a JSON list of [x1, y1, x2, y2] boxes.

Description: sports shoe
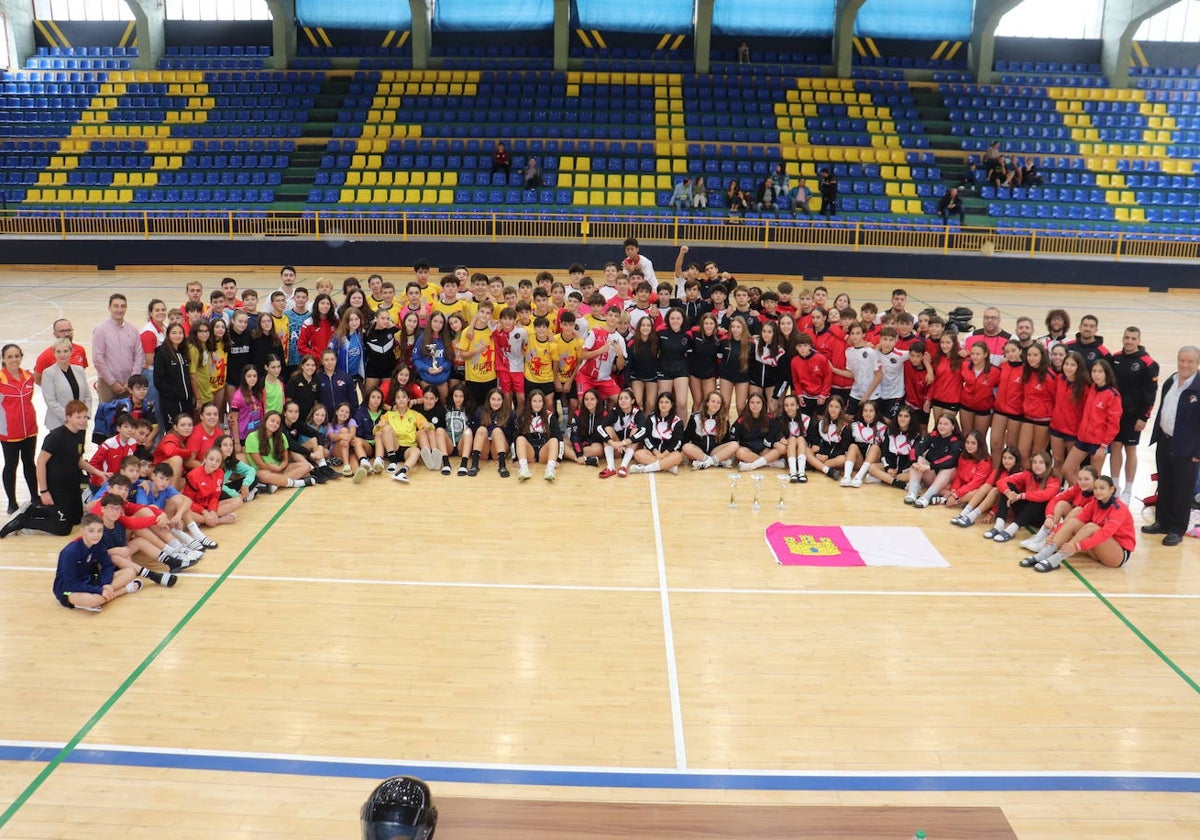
[[839, 474, 853, 487], [617, 466, 628, 478], [950, 515, 969, 527], [544, 465, 557, 482], [126, 578, 143, 594], [828, 469, 842, 481], [789, 473, 802, 484], [420, 448, 439, 471], [320, 464, 340, 480], [457, 464, 468, 476], [863, 474, 882, 484], [797, 472, 808, 483], [385, 462, 400, 475], [198, 534, 218, 549], [341, 464, 354, 477], [498, 463, 510, 478], [692, 459, 709, 470], [392, 470, 410, 483], [584, 457, 599, 467], [517, 465, 532, 481], [256, 482, 278, 494], [371, 457, 386, 474], [246, 484, 260, 502], [903, 494, 916, 505], [185, 538, 206, 553], [667, 465, 679, 474], [1019, 535, 1044, 551], [159, 572, 178, 587], [353, 466, 368, 484], [719, 459, 734, 468], [993, 531, 1014, 543], [467, 465, 479, 477], [310, 468, 328, 484], [441, 463, 452, 476], [598, 467, 616, 479], [162, 554, 195, 571], [738, 462, 756, 471], [302, 476, 317, 487], [76, 604, 102, 612], [328, 457, 343, 467], [982, 527, 999, 539], [913, 497, 928, 508], [850, 476, 863, 488]]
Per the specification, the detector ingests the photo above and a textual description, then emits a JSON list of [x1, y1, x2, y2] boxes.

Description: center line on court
[[649, 474, 687, 770]]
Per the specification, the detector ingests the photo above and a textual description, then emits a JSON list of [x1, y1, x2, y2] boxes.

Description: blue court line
[[1, 744, 1198, 794]]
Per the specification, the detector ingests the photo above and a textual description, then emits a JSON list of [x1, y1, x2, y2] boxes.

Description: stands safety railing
[[1, 210, 1198, 262]]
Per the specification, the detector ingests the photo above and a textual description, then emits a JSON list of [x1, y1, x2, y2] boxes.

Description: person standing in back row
[[1144, 346, 1200, 547], [92, 293, 144, 403], [491, 141, 511, 178], [819, 169, 838, 217]]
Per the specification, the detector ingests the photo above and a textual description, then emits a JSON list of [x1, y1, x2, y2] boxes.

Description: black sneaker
[[828, 469, 842, 481], [457, 464, 468, 476], [302, 476, 317, 487], [311, 469, 329, 484], [584, 456, 599, 467], [797, 472, 808, 483], [441, 464, 452, 475], [498, 463, 510, 478], [466, 465, 479, 477]]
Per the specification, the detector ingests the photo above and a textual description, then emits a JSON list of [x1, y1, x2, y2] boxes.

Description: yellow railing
[[2, 210, 1199, 262]]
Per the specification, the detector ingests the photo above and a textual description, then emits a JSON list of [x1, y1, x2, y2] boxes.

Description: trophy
[[751, 474, 763, 510], [426, 344, 443, 375], [777, 475, 788, 509], [728, 474, 740, 509]]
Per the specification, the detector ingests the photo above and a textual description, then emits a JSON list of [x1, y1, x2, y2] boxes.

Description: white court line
[[4, 739, 1200, 782], [4, 564, 1200, 600], [649, 473, 687, 770]]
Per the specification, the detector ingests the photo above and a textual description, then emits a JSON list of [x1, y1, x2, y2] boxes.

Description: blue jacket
[[1151, 372, 1200, 459]]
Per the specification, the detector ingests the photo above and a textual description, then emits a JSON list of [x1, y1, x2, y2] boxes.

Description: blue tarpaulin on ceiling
[[435, 0, 555, 31], [856, 0, 975, 39], [713, 0, 836, 37], [296, 0, 411, 30], [574, 0, 695, 32]]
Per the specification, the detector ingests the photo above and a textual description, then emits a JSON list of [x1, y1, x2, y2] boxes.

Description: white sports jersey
[[878, 348, 907, 399], [846, 345, 882, 399], [583, 329, 625, 380], [501, 326, 528, 373]]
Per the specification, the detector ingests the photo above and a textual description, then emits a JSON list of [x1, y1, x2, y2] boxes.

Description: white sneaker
[[392, 470, 410, 483], [903, 493, 916, 504], [913, 497, 928, 508], [863, 474, 882, 484], [1120, 489, 1133, 505], [839, 474, 853, 487], [720, 459, 734, 468], [544, 465, 556, 482], [517, 465, 532, 481], [372, 457, 386, 474], [849, 476, 863, 488], [668, 465, 679, 474], [691, 459, 708, 470], [738, 462, 756, 471], [628, 464, 645, 474], [385, 462, 400, 475]]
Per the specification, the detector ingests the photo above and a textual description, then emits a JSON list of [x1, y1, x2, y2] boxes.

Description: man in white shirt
[[1145, 346, 1200, 546], [621, 236, 656, 285]]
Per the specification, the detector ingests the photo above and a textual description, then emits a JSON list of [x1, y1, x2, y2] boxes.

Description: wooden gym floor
[[0, 265, 1197, 839]]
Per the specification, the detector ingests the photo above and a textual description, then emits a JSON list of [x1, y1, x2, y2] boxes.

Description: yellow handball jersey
[[524, 334, 557, 385], [457, 325, 496, 382]]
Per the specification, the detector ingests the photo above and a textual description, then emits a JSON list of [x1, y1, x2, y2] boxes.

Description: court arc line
[[1, 741, 1199, 794], [648, 474, 687, 770], [0, 490, 307, 831]]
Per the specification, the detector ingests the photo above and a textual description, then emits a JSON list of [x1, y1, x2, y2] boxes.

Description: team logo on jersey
[[1131, 362, 1141, 371], [703, 418, 717, 434], [654, 419, 674, 438]]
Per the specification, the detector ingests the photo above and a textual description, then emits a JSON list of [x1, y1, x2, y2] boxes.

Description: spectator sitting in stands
[[737, 41, 751, 64], [1019, 159, 1043, 187], [787, 181, 812, 216], [491, 141, 511, 178], [771, 164, 790, 197], [983, 141, 1002, 167], [523, 157, 542, 190], [987, 155, 1013, 189], [937, 187, 966, 225], [755, 177, 779, 213], [670, 178, 693, 211], [959, 161, 979, 188], [726, 182, 748, 218], [692, 176, 708, 209], [819, 169, 838, 217]]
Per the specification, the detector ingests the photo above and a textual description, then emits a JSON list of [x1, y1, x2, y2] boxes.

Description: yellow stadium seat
[[426, 172, 442, 187], [438, 189, 452, 204], [623, 174, 638, 189], [405, 189, 420, 203], [907, 200, 922, 214], [572, 190, 588, 205], [639, 174, 655, 189], [606, 174, 621, 189], [377, 171, 394, 187], [656, 174, 671, 189], [608, 190, 623, 205], [890, 199, 908, 215], [589, 190, 605, 205], [26, 189, 42, 202], [346, 172, 362, 187], [639, 191, 655, 207], [671, 159, 686, 173], [901, 182, 917, 198], [372, 188, 388, 204], [1114, 207, 1130, 222], [410, 172, 426, 187], [560, 174, 574, 188], [361, 172, 377, 187], [560, 156, 575, 170], [388, 189, 404, 204], [118, 189, 132, 203], [1129, 208, 1145, 222], [576, 157, 590, 170], [885, 182, 901, 197], [422, 189, 437, 203]]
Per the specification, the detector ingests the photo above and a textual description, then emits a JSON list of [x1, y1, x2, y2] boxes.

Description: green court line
[[0, 490, 306, 829], [1064, 560, 1200, 697]]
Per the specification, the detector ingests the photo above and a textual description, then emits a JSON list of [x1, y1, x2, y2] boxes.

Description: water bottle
[[912, 831, 926, 840]]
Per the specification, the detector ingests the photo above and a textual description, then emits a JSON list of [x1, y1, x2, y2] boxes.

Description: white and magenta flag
[[765, 523, 950, 568]]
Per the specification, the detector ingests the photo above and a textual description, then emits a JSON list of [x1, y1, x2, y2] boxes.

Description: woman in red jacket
[[1017, 343, 1054, 463], [1048, 351, 1088, 478], [928, 333, 964, 430], [985, 450, 1062, 542], [951, 445, 1021, 528], [297, 293, 338, 361], [0, 344, 38, 514], [944, 430, 991, 510], [958, 342, 999, 440], [988, 340, 1026, 469], [1060, 358, 1122, 484], [183, 447, 243, 529], [1021, 475, 1134, 572], [153, 412, 201, 489], [1021, 465, 1096, 552]]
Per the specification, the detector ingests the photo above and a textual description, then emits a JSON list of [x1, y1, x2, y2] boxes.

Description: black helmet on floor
[[361, 776, 438, 840]]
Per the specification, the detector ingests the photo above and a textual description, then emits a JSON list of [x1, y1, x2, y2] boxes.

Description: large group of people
[[1, 239, 1195, 611]]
